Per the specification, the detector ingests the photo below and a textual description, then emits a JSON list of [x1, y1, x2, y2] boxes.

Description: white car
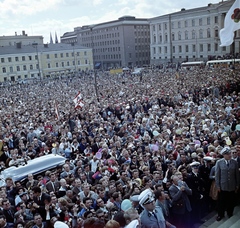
[[0, 154, 66, 186]]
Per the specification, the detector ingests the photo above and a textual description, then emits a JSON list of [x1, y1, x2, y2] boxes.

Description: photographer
[[15, 202, 34, 222]]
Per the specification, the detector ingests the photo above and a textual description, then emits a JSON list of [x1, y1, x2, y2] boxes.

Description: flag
[[54, 100, 59, 120], [220, 0, 240, 46], [73, 92, 84, 108], [75, 100, 85, 109]]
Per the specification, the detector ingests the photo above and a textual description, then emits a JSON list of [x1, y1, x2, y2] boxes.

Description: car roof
[[0, 154, 66, 186]]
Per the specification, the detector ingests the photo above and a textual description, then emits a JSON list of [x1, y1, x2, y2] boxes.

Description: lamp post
[[90, 26, 99, 102], [32, 43, 41, 80]]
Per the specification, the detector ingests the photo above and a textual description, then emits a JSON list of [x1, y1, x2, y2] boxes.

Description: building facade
[[0, 31, 44, 47], [0, 43, 93, 82], [61, 16, 151, 69], [149, 0, 240, 65]]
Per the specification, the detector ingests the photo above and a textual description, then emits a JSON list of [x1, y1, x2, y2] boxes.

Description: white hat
[[189, 161, 200, 168], [138, 189, 155, 206], [54, 221, 69, 228], [220, 147, 231, 155], [203, 156, 214, 161]]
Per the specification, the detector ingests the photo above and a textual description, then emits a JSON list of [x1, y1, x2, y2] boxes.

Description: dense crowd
[[0, 65, 240, 228]]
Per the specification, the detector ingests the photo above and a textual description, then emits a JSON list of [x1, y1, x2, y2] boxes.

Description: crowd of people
[[0, 64, 240, 228]]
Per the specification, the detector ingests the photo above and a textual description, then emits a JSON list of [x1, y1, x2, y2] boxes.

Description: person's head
[[60, 178, 67, 186], [124, 208, 140, 226], [120, 170, 128, 181], [97, 198, 105, 207], [27, 173, 34, 181], [104, 220, 120, 228], [139, 189, 155, 212], [95, 209, 105, 221], [83, 197, 93, 209], [0, 215, 7, 228], [2, 199, 11, 210], [153, 171, 161, 182], [131, 169, 139, 179], [83, 217, 105, 228], [112, 192, 121, 202], [63, 164, 70, 172], [32, 186, 41, 197], [50, 173, 56, 182], [34, 213, 42, 226], [15, 221, 25, 228], [154, 189, 166, 202]]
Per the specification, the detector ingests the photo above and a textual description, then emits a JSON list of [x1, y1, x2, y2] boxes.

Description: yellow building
[[0, 42, 93, 82]]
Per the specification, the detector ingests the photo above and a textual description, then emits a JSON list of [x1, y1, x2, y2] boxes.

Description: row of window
[[95, 54, 121, 60], [1, 55, 38, 63], [134, 31, 150, 37], [152, 43, 225, 55], [82, 32, 120, 40], [94, 46, 121, 53], [0, 51, 88, 63], [82, 39, 121, 46], [135, 38, 151, 43], [153, 16, 218, 31], [1, 60, 90, 73], [153, 29, 218, 43], [2, 64, 38, 73], [94, 52, 150, 60]]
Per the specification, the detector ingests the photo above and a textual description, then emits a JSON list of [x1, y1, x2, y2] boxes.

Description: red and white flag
[[220, 0, 240, 46], [73, 92, 84, 108], [54, 100, 60, 120]]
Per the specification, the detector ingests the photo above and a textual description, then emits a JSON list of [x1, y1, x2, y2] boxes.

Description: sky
[[0, 0, 225, 43]]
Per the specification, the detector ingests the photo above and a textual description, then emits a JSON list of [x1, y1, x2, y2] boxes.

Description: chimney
[[22, 30, 26, 36]]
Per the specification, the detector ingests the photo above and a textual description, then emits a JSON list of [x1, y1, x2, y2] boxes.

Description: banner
[[220, 0, 240, 46]]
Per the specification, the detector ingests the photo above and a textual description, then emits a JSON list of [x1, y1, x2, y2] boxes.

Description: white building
[[0, 42, 93, 82], [149, 0, 240, 65]]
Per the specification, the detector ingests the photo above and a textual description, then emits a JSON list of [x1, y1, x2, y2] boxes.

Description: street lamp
[[90, 26, 99, 102], [32, 43, 41, 80]]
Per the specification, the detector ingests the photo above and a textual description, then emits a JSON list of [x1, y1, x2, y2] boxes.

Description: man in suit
[[169, 174, 192, 228], [215, 147, 240, 221], [2, 199, 15, 227], [45, 172, 60, 194], [138, 189, 176, 228], [186, 161, 205, 223], [32, 213, 48, 228], [32, 186, 51, 221], [0, 214, 13, 228]]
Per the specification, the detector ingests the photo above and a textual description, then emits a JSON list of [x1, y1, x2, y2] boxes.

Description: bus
[[206, 59, 240, 68], [181, 61, 205, 70]]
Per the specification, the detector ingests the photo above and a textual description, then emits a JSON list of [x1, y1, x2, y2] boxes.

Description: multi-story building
[[0, 31, 44, 47], [0, 42, 93, 82], [149, 0, 240, 65], [61, 16, 151, 69]]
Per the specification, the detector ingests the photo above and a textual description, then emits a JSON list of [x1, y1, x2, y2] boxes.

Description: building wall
[[0, 44, 93, 82], [0, 32, 43, 47], [61, 16, 150, 69], [149, 0, 240, 65]]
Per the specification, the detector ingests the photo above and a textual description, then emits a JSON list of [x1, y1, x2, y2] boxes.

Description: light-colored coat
[[215, 158, 239, 192], [140, 206, 166, 228]]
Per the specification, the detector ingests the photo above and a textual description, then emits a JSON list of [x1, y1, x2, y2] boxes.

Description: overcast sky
[[0, 0, 226, 43]]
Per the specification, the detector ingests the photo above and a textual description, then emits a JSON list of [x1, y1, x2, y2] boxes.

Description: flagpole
[[233, 31, 236, 69]]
